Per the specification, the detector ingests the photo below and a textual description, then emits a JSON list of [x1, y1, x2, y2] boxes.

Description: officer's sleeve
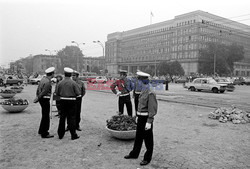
[[37, 82, 50, 100], [147, 92, 158, 123], [73, 82, 81, 97], [82, 82, 86, 97], [110, 80, 118, 94]]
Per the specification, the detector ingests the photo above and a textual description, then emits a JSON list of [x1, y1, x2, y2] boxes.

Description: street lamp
[[93, 40, 105, 70], [71, 41, 85, 72], [45, 49, 52, 55]]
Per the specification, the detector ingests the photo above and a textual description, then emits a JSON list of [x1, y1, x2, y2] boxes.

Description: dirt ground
[[0, 85, 250, 169]]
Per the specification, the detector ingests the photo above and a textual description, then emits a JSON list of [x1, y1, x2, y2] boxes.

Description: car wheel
[[190, 86, 196, 91], [212, 88, 219, 93], [220, 90, 225, 93], [197, 89, 201, 91]]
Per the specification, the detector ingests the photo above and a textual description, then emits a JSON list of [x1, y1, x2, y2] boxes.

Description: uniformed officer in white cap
[[34, 66, 55, 138], [124, 71, 158, 166], [71, 70, 86, 131], [110, 69, 133, 116], [133, 71, 150, 114], [56, 67, 81, 140]]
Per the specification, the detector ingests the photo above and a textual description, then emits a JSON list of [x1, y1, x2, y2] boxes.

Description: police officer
[[133, 71, 144, 114], [34, 67, 55, 138], [110, 70, 133, 116], [124, 71, 158, 166], [72, 70, 86, 131], [56, 67, 81, 140]]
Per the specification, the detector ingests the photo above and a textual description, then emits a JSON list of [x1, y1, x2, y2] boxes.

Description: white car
[[184, 77, 227, 93], [94, 76, 107, 84]]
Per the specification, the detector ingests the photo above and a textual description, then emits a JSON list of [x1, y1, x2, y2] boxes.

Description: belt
[[137, 112, 149, 116], [119, 93, 130, 97], [43, 96, 51, 99], [60, 97, 76, 100], [135, 92, 141, 94]]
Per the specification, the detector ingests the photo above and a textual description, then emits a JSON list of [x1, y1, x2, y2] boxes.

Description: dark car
[[4, 75, 24, 86], [175, 76, 188, 83], [233, 77, 245, 85]]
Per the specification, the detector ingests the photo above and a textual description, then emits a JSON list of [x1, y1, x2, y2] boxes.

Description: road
[[0, 84, 250, 169]]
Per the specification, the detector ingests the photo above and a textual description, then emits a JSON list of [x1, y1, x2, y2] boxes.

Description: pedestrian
[[165, 74, 171, 91], [72, 70, 86, 131], [56, 67, 81, 140], [54, 75, 63, 117], [124, 71, 158, 166], [33, 67, 55, 139], [133, 71, 144, 114], [110, 70, 133, 116]]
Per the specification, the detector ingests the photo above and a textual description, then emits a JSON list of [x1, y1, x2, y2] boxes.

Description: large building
[[33, 55, 61, 74], [105, 10, 250, 76]]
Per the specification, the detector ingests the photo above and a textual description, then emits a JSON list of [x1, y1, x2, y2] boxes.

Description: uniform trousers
[[134, 93, 140, 112], [57, 100, 77, 138], [129, 115, 154, 162], [76, 97, 82, 128], [38, 98, 50, 137], [118, 95, 132, 116]]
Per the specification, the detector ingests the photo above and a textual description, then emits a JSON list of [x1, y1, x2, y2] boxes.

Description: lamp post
[[93, 40, 105, 70], [71, 41, 85, 72], [45, 49, 52, 55]]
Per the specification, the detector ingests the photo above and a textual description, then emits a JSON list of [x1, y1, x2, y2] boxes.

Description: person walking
[[56, 67, 81, 140], [124, 71, 158, 166], [33, 67, 55, 139], [72, 70, 86, 131], [110, 70, 133, 116]]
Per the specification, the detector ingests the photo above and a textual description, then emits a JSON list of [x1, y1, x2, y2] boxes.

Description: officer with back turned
[[34, 67, 55, 139], [56, 67, 81, 140], [110, 70, 133, 116], [72, 70, 86, 131]]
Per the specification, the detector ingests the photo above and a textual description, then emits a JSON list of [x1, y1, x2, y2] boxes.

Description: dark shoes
[[76, 128, 82, 131], [65, 128, 69, 132], [124, 155, 138, 159], [41, 134, 54, 138], [140, 160, 150, 166], [71, 135, 80, 140]]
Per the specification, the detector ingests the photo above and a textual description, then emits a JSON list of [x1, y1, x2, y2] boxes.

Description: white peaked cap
[[45, 67, 55, 73], [136, 71, 150, 77], [64, 67, 73, 73], [73, 70, 80, 75]]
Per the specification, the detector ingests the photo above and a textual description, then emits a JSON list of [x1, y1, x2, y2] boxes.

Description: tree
[[92, 66, 101, 74], [198, 42, 244, 76], [57, 46, 84, 73], [157, 61, 184, 76], [144, 67, 155, 76]]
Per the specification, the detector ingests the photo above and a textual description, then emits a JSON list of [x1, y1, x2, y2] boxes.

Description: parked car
[[29, 75, 45, 85], [214, 78, 235, 92], [243, 77, 250, 85], [233, 77, 245, 85], [95, 76, 107, 84], [3, 75, 24, 86], [184, 77, 227, 93], [175, 76, 188, 83]]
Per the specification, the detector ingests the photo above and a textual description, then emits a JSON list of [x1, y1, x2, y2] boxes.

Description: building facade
[[33, 55, 61, 74], [105, 10, 250, 76], [82, 56, 105, 73]]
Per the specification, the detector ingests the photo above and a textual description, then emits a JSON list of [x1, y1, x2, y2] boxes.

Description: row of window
[[120, 51, 198, 62], [176, 19, 196, 27]]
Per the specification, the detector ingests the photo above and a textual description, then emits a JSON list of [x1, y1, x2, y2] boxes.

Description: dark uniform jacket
[[133, 79, 144, 96], [56, 77, 81, 98], [75, 79, 86, 97], [110, 78, 133, 95], [36, 76, 52, 100], [138, 88, 158, 123]]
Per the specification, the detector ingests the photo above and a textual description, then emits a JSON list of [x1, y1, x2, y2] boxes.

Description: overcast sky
[[1, 0, 250, 68]]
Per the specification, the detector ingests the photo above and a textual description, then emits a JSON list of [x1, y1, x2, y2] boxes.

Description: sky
[[1, 0, 250, 68]]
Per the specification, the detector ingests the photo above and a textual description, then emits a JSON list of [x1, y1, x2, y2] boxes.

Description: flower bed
[[0, 89, 16, 98], [208, 106, 250, 124], [1, 98, 29, 113], [10, 86, 24, 93], [106, 115, 137, 140]]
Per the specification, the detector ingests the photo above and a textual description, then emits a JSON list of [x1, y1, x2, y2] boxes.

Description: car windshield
[[208, 79, 217, 84]]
